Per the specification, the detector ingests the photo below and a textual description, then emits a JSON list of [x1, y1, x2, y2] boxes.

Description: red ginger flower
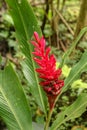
[[31, 32, 64, 109]]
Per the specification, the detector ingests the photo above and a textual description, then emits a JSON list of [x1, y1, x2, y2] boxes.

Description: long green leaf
[[0, 64, 32, 130], [50, 93, 87, 130], [0, 92, 45, 130], [62, 51, 87, 93], [0, 93, 20, 130], [5, 0, 47, 114], [59, 27, 87, 68]]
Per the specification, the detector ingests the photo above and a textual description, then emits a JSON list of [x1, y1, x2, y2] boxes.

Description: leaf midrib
[[0, 93, 20, 129], [16, 1, 46, 113], [0, 74, 22, 130]]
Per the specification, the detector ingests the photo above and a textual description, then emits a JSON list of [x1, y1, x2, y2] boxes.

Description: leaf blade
[[0, 64, 32, 130], [6, 0, 47, 114], [0, 93, 20, 130], [50, 93, 87, 130], [62, 51, 87, 93]]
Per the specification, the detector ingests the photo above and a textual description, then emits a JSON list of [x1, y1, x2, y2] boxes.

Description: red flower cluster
[[31, 32, 64, 109]]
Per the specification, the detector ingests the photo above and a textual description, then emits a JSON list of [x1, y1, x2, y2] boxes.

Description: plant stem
[[44, 108, 53, 130]]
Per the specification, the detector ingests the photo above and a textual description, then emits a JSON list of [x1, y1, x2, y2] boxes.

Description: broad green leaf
[[0, 93, 45, 130], [5, 0, 47, 114], [0, 64, 32, 130], [62, 51, 87, 93], [50, 93, 87, 130], [0, 93, 20, 130]]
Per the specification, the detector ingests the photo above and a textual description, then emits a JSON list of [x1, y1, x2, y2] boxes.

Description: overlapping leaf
[[50, 51, 87, 130], [62, 51, 87, 93], [5, 0, 47, 114], [0, 64, 32, 130], [59, 27, 87, 68], [50, 93, 87, 130], [0, 93, 20, 130]]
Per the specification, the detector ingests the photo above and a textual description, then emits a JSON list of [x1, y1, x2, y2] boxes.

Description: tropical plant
[[0, 0, 87, 130]]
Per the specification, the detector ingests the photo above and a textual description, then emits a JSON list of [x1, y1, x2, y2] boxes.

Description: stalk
[[44, 109, 53, 130]]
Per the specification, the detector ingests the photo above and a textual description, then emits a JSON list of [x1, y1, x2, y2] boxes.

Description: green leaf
[[0, 64, 32, 130], [0, 93, 20, 130], [59, 27, 87, 68], [22, 59, 47, 113], [71, 79, 87, 89], [3, 13, 14, 25], [62, 64, 71, 77], [5, 0, 47, 114], [62, 51, 87, 93], [50, 93, 87, 130]]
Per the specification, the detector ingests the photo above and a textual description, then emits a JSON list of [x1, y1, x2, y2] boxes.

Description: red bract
[[31, 32, 64, 109]]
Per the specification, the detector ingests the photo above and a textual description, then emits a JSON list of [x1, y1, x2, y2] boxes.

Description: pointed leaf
[[5, 0, 47, 114], [0, 64, 32, 130], [0, 93, 20, 130], [50, 93, 87, 130], [62, 51, 87, 93], [59, 27, 87, 68]]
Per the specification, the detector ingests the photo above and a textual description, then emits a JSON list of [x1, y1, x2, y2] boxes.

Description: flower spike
[[31, 32, 64, 109]]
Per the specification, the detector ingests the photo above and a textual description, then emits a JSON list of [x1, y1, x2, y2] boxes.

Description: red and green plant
[[0, 0, 87, 130]]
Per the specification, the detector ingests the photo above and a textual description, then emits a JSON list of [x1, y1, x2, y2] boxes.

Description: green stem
[[44, 96, 60, 130], [44, 109, 53, 130]]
